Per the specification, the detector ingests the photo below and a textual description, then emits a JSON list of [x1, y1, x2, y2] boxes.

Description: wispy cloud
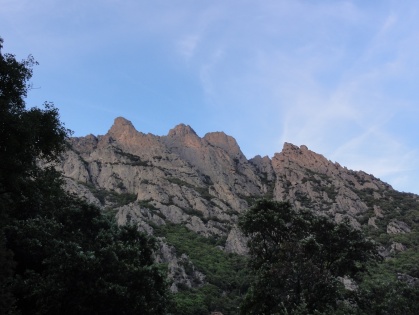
[[1, 0, 418, 193], [177, 34, 200, 60]]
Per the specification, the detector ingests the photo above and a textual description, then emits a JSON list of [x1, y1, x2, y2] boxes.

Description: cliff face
[[57, 117, 418, 290]]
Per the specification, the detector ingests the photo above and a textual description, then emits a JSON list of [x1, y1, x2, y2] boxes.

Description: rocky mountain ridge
[[57, 117, 418, 291]]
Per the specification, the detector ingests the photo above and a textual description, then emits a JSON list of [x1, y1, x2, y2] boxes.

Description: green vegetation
[[167, 177, 193, 188], [238, 194, 260, 207], [355, 185, 419, 313], [114, 148, 149, 166], [181, 207, 205, 218], [167, 176, 214, 201], [2, 36, 418, 314], [155, 224, 250, 315], [0, 37, 168, 314], [239, 199, 380, 314], [194, 186, 213, 201], [341, 183, 418, 314], [303, 169, 338, 204], [238, 198, 419, 314], [355, 250, 419, 315], [360, 188, 419, 233], [138, 198, 158, 210], [5, 201, 169, 314], [80, 182, 137, 207]]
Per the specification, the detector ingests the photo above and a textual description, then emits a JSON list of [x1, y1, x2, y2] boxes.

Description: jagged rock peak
[[279, 142, 329, 165], [251, 155, 271, 162], [70, 134, 99, 153], [103, 117, 149, 149], [204, 132, 241, 155], [282, 142, 309, 153], [272, 142, 338, 176], [108, 117, 138, 136], [168, 124, 198, 137]]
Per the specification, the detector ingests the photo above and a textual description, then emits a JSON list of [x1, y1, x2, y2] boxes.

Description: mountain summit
[[57, 117, 418, 293]]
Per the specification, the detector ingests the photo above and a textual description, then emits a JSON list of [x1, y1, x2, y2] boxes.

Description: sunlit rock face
[[58, 116, 417, 288]]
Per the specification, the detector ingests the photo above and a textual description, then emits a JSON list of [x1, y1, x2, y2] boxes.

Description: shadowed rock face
[[57, 117, 417, 289]]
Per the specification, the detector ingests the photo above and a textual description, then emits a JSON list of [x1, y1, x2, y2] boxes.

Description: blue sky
[[1, 0, 419, 194]]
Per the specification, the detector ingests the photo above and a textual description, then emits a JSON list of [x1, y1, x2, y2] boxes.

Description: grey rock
[[387, 220, 411, 234], [55, 116, 418, 289]]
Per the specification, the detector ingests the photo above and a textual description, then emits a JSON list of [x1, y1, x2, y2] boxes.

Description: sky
[[1, 0, 419, 194]]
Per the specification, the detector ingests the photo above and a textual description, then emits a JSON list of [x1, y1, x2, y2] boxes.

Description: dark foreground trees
[[1, 36, 71, 314], [239, 199, 380, 314], [6, 196, 168, 314], [0, 37, 168, 314]]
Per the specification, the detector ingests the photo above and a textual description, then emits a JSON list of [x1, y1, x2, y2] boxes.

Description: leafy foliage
[[6, 198, 169, 314], [352, 247, 419, 315], [355, 277, 419, 315], [0, 37, 169, 314], [0, 43, 69, 201], [155, 224, 250, 315], [239, 199, 380, 314], [80, 181, 137, 207], [354, 186, 419, 313], [114, 148, 149, 166], [355, 186, 419, 248], [1, 36, 71, 313]]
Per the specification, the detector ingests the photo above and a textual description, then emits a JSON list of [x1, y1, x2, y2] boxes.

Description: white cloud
[[2, 0, 419, 193], [199, 48, 225, 97], [177, 34, 200, 60]]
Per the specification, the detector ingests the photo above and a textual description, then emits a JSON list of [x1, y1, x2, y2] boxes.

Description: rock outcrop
[[58, 117, 419, 290]]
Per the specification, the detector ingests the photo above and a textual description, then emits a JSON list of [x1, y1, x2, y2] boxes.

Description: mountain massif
[[3, 36, 416, 313], [57, 117, 418, 311]]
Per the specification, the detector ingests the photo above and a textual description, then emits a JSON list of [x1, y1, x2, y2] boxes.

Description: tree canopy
[[239, 199, 380, 314], [6, 198, 168, 314], [0, 37, 169, 314], [0, 37, 69, 220]]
